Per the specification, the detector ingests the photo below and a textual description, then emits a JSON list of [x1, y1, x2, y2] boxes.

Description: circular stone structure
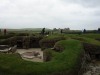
[[22, 52, 35, 56], [17, 48, 43, 62], [21, 52, 35, 59], [21, 51, 41, 59]]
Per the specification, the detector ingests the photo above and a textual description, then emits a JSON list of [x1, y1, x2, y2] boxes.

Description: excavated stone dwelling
[[8, 36, 43, 49]]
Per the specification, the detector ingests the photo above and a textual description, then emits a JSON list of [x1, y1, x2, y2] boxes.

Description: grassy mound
[[39, 35, 65, 50], [0, 39, 83, 75], [72, 37, 100, 46], [64, 34, 100, 40], [79, 34, 100, 39]]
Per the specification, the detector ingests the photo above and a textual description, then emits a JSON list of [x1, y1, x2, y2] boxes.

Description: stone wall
[[7, 36, 42, 49], [39, 36, 65, 50], [78, 42, 100, 75], [83, 42, 100, 60], [78, 51, 91, 75]]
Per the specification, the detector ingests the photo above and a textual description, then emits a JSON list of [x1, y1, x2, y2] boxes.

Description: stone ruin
[[83, 43, 100, 60], [8, 36, 43, 49]]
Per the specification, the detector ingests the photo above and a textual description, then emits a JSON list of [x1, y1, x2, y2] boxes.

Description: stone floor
[[16, 48, 43, 62], [83, 61, 100, 75]]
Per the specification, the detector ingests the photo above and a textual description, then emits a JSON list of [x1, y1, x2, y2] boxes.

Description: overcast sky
[[0, 0, 100, 30]]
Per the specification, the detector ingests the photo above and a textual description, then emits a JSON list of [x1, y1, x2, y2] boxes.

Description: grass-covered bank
[[0, 39, 83, 75], [64, 33, 100, 39]]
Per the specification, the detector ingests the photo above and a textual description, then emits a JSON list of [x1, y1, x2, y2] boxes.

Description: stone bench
[[0, 47, 12, 53], [0, 45, 17, 53]]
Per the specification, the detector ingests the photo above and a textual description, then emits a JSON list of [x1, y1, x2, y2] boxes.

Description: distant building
[[53, 28, 70, 31], [64, 28, 70, 31], [53, 28, 57, 31]]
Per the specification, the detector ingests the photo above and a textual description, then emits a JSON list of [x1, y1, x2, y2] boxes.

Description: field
[[0, 29, 100, 75]]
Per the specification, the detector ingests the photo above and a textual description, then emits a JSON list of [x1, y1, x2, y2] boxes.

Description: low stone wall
[[78, 51, 91, 75], [43, 49, 52, 62], [39, 36, 65, 50], [79, 42, 100, 75], [30, 36, 43, 48], [0, 36, 43, 49], [83, 42, 100, 60]]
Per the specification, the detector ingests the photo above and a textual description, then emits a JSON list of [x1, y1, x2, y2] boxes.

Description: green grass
[[0, 33, 100, 75], [64, 34, 100, 39], [2, 28, 51, 34], [64, 33, 100, 46], [82, 37, 100, 46], [79, 34, 100, 39], [70, 37, 100, 46], [0, 39, 83, 75], [44, 34, 65, 39]]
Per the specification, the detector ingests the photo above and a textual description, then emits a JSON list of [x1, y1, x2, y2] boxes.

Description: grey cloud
[[62, 0, 100, 8], [92, 9, 100, 16], [0, 0, 100, 30]]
